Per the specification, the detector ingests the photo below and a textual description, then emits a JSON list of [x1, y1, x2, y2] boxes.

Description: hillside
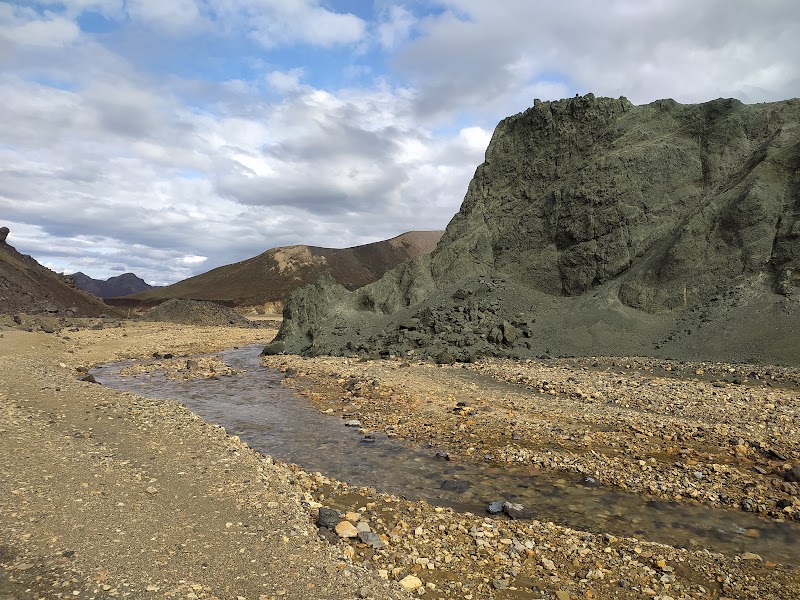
[[0, 227, 118, 317], [71, 271, 155, 298], [271, 95, 800, 365], [115, 231, 443, 311]]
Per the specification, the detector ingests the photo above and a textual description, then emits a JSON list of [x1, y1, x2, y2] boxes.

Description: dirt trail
[[0, 322, 403, 600]]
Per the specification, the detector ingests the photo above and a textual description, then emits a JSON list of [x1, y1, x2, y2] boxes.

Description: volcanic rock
[[273, 95, 800, 365]]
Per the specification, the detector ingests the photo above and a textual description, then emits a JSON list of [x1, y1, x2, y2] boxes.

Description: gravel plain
[[1, 317, 798, 599]]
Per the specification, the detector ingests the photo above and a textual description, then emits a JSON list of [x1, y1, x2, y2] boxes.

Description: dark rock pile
[[140, 299, 254, 327]]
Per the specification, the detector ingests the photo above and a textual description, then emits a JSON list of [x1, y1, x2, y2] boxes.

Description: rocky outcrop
[[0, 227, 119, 317], [271, 95, 800, 365]]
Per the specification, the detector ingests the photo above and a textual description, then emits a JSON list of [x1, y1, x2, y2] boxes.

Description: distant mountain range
[[0, 227, 118, 317], [70, 272, 155, 299], [111, 231, 443, 312]]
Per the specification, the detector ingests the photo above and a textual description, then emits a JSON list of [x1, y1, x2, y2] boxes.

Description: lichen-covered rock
[[274, 95, 800, 365]]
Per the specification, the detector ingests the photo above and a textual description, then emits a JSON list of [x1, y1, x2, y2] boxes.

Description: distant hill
[[70, 271, 155, 299], [0, 226, 118, 317], [112, 231, 443, 312]]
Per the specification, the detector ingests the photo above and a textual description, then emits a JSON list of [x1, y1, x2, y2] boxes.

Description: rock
[[0, 226, 9, 242], [502, 501, 527, 519], [492, 579, 509, 590], [782, 465, 800, 483], [40, 323, 57, 334], [145, 486, 158, 495], [79, 374, 99, 384], [272, 95, 800, 366], [186, 359, 200, 370], [317, 508, 341, 529], [357, 531, 386, 549], [334, 521, 359, 538], [555, 592, 572, 600], [344, 419, 361, 427], [440, 479, 471, 493], [435, 451, 450, 460], [741, 552, 763, 561], [487, 501, 504, 515], [398, 575, 422, 592]]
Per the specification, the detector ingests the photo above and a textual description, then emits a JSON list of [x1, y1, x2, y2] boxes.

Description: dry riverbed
[[2, 318, 798, 599]]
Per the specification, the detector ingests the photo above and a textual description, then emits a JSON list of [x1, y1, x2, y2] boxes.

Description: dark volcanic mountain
[[271, 95, 800, 365], [71, 271, 155, 299], [0, 227, 118, 317], [114, 231, 443, 312]]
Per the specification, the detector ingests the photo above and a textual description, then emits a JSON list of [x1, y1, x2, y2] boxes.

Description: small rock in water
[[361, 434, 376, 443], [741, 552, 763, 561], [79, 374, 99, 384], [502, 501, 527, 519], [344, 419, 361, 427], [579, 475, 599, 486], [440, 479, 471, 493], [317, 508, 341, 529], [487, 501, 504, 515], [435, 451, 450, 461]]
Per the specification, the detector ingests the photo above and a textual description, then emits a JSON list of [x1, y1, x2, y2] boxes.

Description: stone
[[344, 419, 361, 427], [502, 501, 527, 519], [741, 552, 763, 561], [79, 374, 99, 384], [555, 592, 572, 600], [782, 465, 800, 483], [317, 508, 341, 529], [398, 575, 422, 592], [358, 531, 386, 549], [487, 501, 504, 514], [440, 479, 471, 492], [334, 521, 359, 538], [0, 226, 9, 242], [492, 579, 508, 590], [186, 359, 200, 370]]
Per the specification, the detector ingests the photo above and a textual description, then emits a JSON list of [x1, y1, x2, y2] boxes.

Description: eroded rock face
[[0, 227, 9, 243], [274, 95, 800, 364]]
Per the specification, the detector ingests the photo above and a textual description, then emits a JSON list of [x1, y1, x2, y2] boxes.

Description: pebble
[[398, 575, 423, 592], [334, 521, 359, 538]]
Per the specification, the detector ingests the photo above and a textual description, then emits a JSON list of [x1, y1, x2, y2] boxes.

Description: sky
[[1, 1, 799, 285]]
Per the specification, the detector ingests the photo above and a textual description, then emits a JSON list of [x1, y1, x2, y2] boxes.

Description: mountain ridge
[[112, 230, 443, 312]]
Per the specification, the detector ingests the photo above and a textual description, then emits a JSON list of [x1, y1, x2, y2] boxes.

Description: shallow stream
[[93, 345, 800, 565]]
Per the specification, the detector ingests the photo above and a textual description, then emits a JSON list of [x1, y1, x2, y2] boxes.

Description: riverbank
[[261, 353, 800, 599], [1, 320, 798, 599], [0, 320, 403, 600]]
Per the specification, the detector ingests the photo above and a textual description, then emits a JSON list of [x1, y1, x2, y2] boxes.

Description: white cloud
[[377, 5, 416, 50], [0, 5, 81, 47]]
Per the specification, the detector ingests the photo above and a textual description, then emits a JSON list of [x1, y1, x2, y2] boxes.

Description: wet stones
[[440, 479, 471, 493], [317, 507, 341, 529]]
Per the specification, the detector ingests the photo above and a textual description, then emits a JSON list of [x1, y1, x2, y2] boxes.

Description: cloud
[[1, 0, 797, 287]]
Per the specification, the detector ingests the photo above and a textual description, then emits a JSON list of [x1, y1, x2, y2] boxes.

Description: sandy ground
[[1, 320, 799, 600], [0, 320, 404, 600]]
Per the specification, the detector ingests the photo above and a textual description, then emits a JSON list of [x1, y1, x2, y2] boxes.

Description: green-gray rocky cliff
[[269, 95, 800, 365]]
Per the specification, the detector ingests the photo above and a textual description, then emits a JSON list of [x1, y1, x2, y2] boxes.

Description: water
[[93, 345, 800, 564]]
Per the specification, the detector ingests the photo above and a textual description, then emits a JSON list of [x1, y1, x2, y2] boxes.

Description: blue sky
[[1, 0, 799, 285]]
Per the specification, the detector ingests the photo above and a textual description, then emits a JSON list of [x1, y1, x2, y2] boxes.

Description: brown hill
[[112, 231, 443, 312], [0, 227, 118, 317]]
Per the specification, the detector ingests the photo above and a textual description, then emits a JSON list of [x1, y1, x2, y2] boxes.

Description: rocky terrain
[[139, 298, 257, 327], [271, 95, 800, 366], [1, 320, 798, 599], [113, 231, 443, 314], [0, 226, 120, 317], [70, 272, 155, 299]]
